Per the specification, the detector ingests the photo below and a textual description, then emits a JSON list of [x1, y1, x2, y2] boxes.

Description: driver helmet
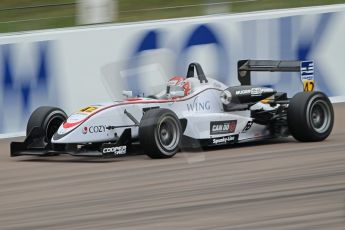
[[167, 76, 191, 97]]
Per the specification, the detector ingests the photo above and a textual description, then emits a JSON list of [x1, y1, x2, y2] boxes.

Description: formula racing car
[[11, 60, 334, 159]]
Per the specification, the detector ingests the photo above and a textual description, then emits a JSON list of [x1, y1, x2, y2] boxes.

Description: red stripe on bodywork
[[62, 88, 221, 130], [62, 99, 170, 129], [63, 120, 84, 128]]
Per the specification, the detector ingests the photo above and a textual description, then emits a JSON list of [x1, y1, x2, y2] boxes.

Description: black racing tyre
[[27, 106, 67, 143], [139, 109, 182, 159], [287, 91, 334, 142]]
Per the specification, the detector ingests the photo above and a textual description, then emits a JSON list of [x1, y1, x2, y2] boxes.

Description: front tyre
[[139, 109, 182, 159], [288, 91, 334, 142], [27, 106, 67, 144]]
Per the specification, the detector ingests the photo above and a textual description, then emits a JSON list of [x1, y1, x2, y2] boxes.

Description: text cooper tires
[[287, 91, 334, 142], [139, 109, 182, 159], [27, 106, 67, 143]]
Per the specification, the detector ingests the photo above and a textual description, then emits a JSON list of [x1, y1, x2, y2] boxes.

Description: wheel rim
[[309, 99, 331, 133], [157, 116, 179, 152]]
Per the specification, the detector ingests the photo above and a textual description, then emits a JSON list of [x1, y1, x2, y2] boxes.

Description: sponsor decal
[[300, 61, 315, 92], [210, 120, 237, 135], [82, 125, 106, 134], [80, 106, 98, 113], [242, 121, 253, 133], [187, 97, 211, 112], [235, 87, 268, 97], [102, 145, 127, 155], [82, 126, 88, 134], [235, 89, 251, 95], [250, 87, 263, 96], [300, 60, 314, 81], [212, 136, 235, 145]]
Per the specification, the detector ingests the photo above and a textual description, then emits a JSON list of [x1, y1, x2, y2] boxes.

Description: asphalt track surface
[[1, 104, 345, 230]]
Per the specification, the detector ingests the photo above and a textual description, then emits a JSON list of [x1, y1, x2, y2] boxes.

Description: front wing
[[10, 127, 130, 158]]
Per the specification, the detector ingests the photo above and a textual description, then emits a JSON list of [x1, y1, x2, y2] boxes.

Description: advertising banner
[[1, 4, 345, 135]]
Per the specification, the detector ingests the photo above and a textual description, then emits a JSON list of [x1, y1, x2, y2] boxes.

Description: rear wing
[[237, 60, 315, 92]]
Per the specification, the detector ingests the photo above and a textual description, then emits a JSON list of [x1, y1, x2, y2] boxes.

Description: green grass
[[0, 0, 75, 32], [230, 0, 345, 12], [0, 0, 345, 33]]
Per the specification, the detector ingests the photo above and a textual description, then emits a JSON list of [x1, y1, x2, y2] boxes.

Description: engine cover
[[221, 86, 276, 111]]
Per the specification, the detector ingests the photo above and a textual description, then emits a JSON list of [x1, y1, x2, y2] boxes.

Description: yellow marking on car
[[303, 80, 315, 92], [80, 106, 98, 113]]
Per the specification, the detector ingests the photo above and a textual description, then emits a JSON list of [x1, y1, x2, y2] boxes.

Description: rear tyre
[[287, 91, 334, 142], [27, 106, 67, 144], [139, 109, 182, 159]]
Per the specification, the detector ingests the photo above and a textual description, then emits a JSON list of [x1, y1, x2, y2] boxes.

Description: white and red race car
[[11, 60, 334, 159]]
